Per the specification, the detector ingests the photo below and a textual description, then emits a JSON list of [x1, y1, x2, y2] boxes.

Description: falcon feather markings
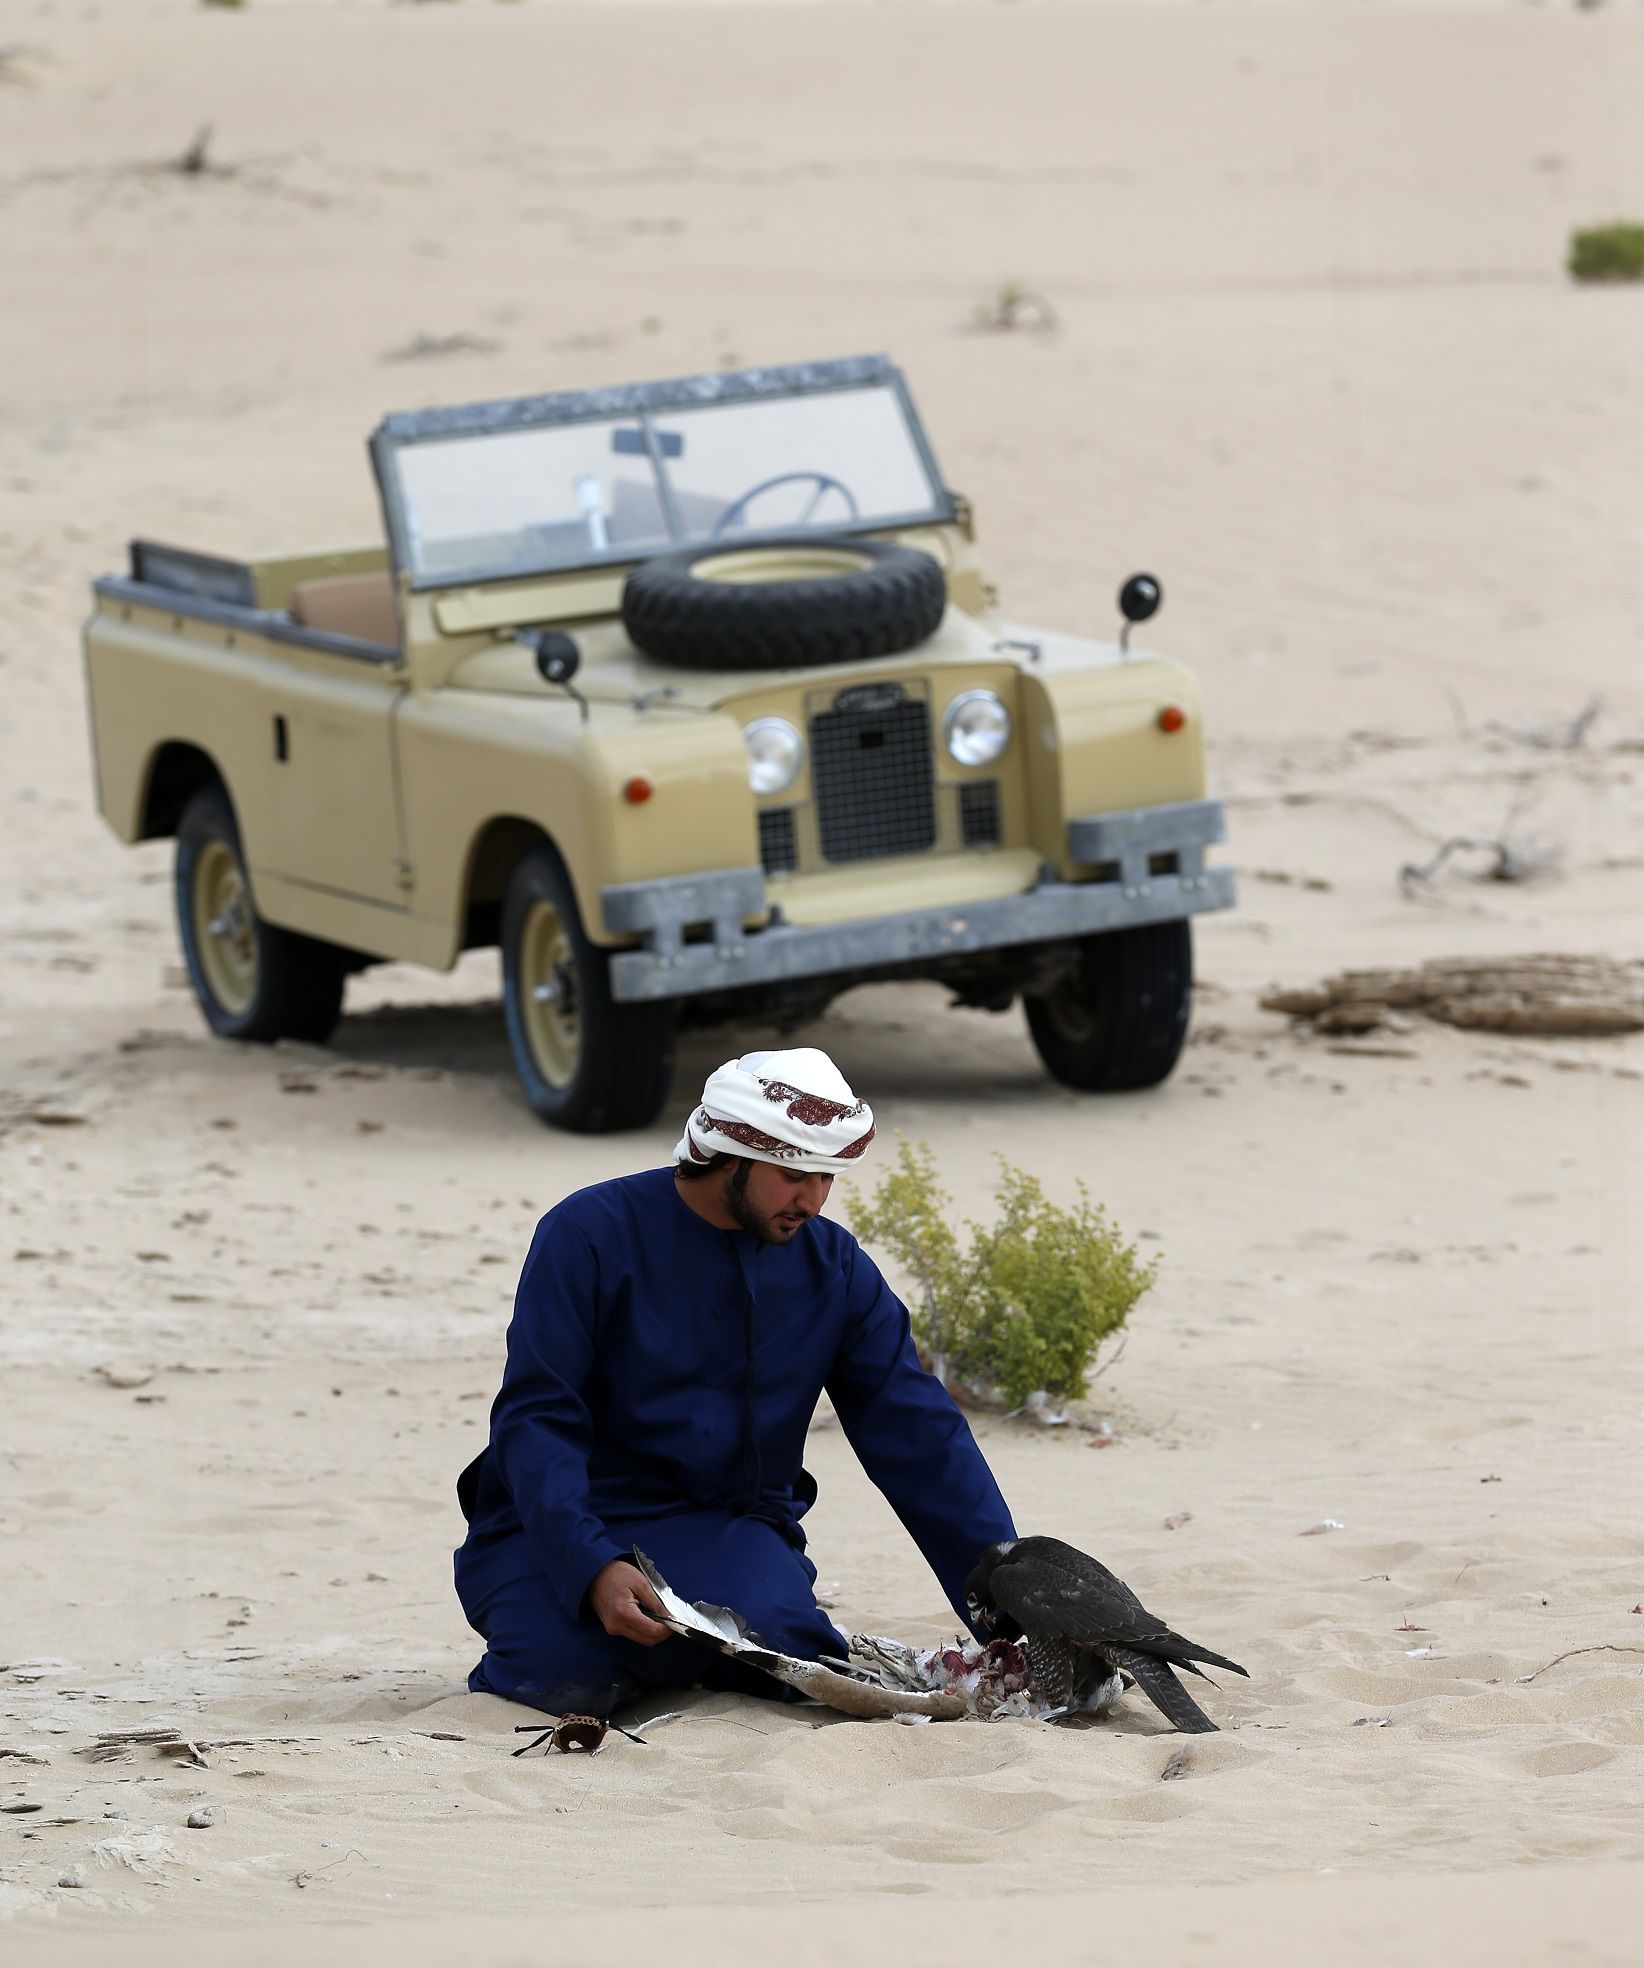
[[965, 1535, 1249, 1734]]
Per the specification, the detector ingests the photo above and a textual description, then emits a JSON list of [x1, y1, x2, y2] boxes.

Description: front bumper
[[601, 798, 1234, 1005]]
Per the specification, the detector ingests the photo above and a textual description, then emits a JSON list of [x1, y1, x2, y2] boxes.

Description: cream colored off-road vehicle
[[84, 356, 1234, 1132]]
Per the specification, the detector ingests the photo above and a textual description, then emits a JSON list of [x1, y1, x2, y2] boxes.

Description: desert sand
[[2, 1, 1641, 1959]]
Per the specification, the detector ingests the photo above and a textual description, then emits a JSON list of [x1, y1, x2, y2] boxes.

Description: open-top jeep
[[84, 355, 1234, 1132]]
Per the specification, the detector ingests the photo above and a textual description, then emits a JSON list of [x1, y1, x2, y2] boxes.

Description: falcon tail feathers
[[1108, 1646, 1221, 1734], [1174, 1643, 1248, 1680]]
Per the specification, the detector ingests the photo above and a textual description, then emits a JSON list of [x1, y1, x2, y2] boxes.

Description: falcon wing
[[1016, 1538, 1149, 1617], [989, 1550, 1147, 1651], [994, 1541, 1248, 1680]]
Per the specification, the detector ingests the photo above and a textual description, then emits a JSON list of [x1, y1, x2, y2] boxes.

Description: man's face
[[725, 1162, 834, 1245]]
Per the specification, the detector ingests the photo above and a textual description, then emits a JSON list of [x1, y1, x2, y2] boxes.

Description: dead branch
[[1484, 696, 1604, 751], [1399, 833, 1558, 892], [383, 331, 504, 364], [175, 126, 216, 177], [1261, 954, 1644, 1040], [1400, 789, 1562, 894], [1515, 1644, 1644, 1684], [1087, 1331, 1130, 1383]]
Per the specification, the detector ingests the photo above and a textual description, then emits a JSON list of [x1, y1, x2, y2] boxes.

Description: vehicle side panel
[[85, 599, 412, 949], [1020, 662, 1208, 878], [261, 665, 406, 910], [392, 694, 759, 966], [86, 606, 283, 863]]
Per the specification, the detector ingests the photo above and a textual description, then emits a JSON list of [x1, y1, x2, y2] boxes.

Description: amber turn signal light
[[1157, 705, 1186, 734], [623, 775, 654, 804]]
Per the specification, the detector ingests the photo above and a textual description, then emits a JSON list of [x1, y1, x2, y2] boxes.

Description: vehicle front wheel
[[1024, 920, 1193, 1092], [175, 786, 347, 1045], [501, 845, 676, 1132]]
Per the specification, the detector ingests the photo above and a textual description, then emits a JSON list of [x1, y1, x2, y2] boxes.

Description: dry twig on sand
[[1484, 695, 1604, 751], [1399, 831, 1559, 892], [1515, 1644, 1644, 1684], [76, 1726, 208, 1766], [173, 126, 222, 178], [1399, 790, 1562, 895], [969, 282, 1058, 334], [1261, 954, 1644, 1040], [383, 331, 504, 363]]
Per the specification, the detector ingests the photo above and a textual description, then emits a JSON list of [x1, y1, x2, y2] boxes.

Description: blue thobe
[[454, 1167, 1015, 1714]]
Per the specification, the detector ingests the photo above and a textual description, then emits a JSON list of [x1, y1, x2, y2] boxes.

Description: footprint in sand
[[1514, 1741, 1618, 1780]]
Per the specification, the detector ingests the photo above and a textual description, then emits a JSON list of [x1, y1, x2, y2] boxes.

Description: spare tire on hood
[[620, 534, 947, 672]]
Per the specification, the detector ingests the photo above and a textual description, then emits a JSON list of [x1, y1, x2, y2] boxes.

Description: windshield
[[378, 363, 949, 585]]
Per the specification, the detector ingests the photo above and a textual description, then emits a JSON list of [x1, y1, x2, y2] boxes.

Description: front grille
[[809, 683, 935, 864], [758, 806, 798, 875], [958, 778, 1001, 848]]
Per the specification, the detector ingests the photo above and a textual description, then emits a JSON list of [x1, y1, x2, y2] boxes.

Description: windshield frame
[[368, 354, 954, 593]]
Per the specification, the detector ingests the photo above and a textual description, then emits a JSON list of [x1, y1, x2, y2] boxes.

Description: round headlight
[[943, 689, 1012, 767], [742, 716, 804, 797]]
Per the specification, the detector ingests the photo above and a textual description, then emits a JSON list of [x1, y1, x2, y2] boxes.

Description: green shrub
[[1568, 223, 1644, 283], [970, 282, 1058, 334], [849, 1140, 1157, 1408]]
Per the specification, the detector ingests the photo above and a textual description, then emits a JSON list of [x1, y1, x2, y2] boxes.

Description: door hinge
[[393, 858, 415, 892]]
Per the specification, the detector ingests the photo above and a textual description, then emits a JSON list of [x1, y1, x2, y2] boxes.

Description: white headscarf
[[673, 1047, 876, 1174]]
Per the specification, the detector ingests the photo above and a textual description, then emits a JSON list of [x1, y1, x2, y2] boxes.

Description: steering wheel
[[710, 471, 860, 539]]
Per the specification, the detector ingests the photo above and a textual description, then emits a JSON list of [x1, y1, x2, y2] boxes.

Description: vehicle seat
[[289, 571, 399, 649]]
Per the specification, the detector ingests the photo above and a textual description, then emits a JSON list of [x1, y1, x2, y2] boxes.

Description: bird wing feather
[[1106, 1645, 1220, 1734], [992, 1543, 1248, 1679], [991, 1554, 1167, 1651]]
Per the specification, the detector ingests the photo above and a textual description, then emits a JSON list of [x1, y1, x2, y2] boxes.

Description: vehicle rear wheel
[[175, 786, 347, 1045], [501, 844, 676, 1132], [1024, 920, 1193, 1092]]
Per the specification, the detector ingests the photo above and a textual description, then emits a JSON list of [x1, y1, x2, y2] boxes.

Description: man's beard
[[723, 1161, 809, 1245]]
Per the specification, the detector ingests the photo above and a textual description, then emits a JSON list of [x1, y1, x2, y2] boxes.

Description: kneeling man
[[455, 1046, 1016, 1716]]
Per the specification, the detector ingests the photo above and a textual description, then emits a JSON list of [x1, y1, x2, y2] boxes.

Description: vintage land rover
[[83, 355, 1234, 1132]]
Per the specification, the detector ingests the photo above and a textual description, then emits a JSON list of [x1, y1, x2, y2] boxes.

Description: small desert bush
[[1568, 223, 1644, 284], [970, 282, 1058, 334], [849, 1139, 1157, 1409]]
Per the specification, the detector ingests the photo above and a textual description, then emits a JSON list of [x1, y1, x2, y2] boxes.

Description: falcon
[[965, 1536, 1248, 1733]]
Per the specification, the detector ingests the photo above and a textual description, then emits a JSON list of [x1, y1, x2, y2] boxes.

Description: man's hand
[[588, 1559, 670, 1646]]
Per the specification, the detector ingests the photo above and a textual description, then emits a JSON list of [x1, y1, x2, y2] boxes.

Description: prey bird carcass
[[635, 1540, 1244, 1731], [634, 1551, 1122, 1724]]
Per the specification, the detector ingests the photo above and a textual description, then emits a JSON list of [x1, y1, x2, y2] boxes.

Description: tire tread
[[621, 535, 947, 671], [501, 844, 675, 1133], [1025, 920, 1193, 1092], [175, 787, 346, 1047]]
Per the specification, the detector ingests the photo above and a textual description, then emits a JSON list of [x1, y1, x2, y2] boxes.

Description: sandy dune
[[2, 1, 1641, 1958]]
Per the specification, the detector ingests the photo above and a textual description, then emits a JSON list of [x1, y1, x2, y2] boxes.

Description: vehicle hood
[[443, 608, 1014, 711]]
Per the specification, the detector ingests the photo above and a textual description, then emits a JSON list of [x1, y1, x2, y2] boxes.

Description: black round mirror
[[535, 631, 581, 687], [1118, 574, 1162, 624]]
